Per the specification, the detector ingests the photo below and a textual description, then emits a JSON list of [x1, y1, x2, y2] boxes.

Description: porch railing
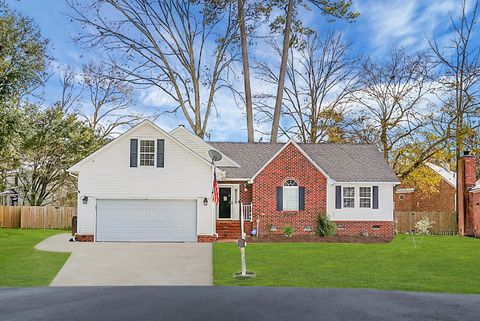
[[241, 203, 253, 222]]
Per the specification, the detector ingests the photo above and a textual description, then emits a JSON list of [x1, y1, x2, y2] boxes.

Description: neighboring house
[[68, 120, 399, 242], [0, 170, 21, 206], [458, 152, 480, 237], [394, 163, 456, 213]]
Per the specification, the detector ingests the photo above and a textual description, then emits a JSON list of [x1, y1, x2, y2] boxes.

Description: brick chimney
[[457, 151, 477, 236]]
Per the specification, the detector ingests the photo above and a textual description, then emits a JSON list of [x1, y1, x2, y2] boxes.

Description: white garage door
[[96, 199, 197, 242]]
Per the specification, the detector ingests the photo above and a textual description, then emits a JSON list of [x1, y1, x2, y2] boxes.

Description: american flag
[[212, 171, 219, 204]]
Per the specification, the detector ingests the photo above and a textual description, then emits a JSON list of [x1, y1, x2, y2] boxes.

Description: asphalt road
[[0, 286, 479, 321]]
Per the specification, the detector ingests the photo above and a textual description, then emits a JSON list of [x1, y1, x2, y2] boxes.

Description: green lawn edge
[[0, 229, 71, 287], [213, 235, 480, 294]]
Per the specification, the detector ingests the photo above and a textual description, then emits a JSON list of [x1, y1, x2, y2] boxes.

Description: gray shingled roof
[[209, 142, 399, 183]]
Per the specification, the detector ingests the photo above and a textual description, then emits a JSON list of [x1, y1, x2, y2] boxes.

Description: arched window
[[283, 179, 299, 210]]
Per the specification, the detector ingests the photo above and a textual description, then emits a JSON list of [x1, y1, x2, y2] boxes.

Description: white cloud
[[356, 0, 461, 54]]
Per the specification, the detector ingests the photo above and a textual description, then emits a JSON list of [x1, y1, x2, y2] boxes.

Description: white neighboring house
[[69, 120, 399, 242]]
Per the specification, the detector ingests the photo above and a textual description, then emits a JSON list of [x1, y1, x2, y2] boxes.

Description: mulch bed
[[245, 235, 393, 244]]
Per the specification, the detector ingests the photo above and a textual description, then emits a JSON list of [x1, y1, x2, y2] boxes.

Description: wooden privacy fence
[[0, 206, 76, 229], [395, 211, 457, 235]]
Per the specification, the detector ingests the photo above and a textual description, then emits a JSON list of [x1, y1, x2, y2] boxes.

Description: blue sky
[[8, 0, 474, 141]]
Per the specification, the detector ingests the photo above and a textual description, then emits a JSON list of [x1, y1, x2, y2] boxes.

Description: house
[[68, 120, 399, 242], [394, 163, 456, 213]]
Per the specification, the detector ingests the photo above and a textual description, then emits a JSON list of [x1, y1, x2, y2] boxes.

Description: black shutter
[[335, 186, 342, 209], [130, 139, 138, 167], [157, 139, 165, 168], [299, 186, 305, 211], [276, 187, 283, 211], [373, 186, 379, 209]]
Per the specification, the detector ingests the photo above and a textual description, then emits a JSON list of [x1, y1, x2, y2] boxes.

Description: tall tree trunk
[[270, 0, 294, 143], [238, 0, 254, 142]]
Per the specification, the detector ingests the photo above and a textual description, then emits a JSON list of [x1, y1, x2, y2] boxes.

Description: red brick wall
[[395, 179, 455, 213], [333, 221, 394, 238], [75, 234, 94, 242], [459, 156, 477, 235], [467, 192, 480, 236], [252, 143, 327, 236], [197, 235, 217, 242]]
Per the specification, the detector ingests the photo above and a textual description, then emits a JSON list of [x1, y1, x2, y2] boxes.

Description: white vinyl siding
[[327, 183, 395, 222], [75, 122, 215, 237]]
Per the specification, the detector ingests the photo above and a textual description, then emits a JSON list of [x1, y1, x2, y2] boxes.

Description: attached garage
[[96, 199, 197, 242]]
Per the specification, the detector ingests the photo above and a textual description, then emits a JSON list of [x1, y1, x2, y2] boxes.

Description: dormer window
[[139, 140, 155, 166]]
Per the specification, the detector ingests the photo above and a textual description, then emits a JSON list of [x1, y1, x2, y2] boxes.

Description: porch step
[[216, 221, 241, 240]]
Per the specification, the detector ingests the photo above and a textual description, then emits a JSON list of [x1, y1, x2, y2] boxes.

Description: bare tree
[[238, 0, 255, 142], [429, 0, 480, 161], [56, 66, 82, 113], [77, 63, 141, 138], [346, 49, 451, 179], [69, 0, 239, 138], [256, 32, 358, 143], [268, 0, 359, 143]]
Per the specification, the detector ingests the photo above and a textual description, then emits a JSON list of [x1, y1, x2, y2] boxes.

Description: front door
[[218, 187, 232, 219]]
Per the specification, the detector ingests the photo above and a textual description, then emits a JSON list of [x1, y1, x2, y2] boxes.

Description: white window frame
[[343, 187, 355, 208], [283, 179, 299, 211], [359, 186, 372, 208], [139, 139, 156, 167]]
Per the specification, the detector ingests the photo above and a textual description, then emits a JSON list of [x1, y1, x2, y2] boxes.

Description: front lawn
[[213, 235, 480, 294], [0, 229, 70, 287]]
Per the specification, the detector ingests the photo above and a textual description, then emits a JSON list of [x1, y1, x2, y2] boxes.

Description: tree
[[428, 0, 480, 214], [0, 1, 48, 188], [70, 0, 239, 138], [0, 1, 48, 104], [17, 105, 101, 206], [346, 49, 451, 180], [256, 32, 358, 142], [78, 63, 142, 139], [268, 0, 359, 142], [238, 0, 255, 142]]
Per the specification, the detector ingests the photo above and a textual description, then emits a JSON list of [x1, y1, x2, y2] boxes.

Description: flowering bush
[[412, 217, 434, 248]]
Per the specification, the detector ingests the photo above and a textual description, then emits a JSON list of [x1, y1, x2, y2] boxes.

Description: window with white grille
[[343, 187, 355, 208], [139, 140, 155, 166]]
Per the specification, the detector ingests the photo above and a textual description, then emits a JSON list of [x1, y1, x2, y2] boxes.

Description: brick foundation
[[333, 221, 394, 238], [75, 234, 94, 242], [197, 235, 217, 242]]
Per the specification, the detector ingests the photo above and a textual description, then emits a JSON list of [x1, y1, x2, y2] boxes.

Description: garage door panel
[[96, 199, 197, 242]]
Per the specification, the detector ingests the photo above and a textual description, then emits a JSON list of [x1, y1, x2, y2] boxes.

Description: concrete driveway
[[36, 234, 213, 286]]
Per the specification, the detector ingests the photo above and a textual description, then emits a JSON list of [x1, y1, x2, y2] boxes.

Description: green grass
[[0, 229, 71, 287], [214, 235, 480, 294]]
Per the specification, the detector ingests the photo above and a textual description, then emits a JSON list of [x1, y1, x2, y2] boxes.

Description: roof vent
[[178, 124, 185, 127], [464, 150, 471, 156]]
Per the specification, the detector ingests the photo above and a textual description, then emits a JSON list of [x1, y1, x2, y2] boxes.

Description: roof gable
[[251, 140, 331, 181], [170, 126, 239, 168], [426, 163, 456, 188], [68, 120, 213, 173]]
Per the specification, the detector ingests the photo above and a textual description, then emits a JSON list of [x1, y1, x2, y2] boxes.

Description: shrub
[[316, 213, 336, 237], [283, 225, 295, 237], [412, 217, 434, 248]]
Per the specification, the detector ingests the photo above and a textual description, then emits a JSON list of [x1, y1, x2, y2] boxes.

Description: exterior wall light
[[82, 196, 88, 204], [203, 197, 208, 206]]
